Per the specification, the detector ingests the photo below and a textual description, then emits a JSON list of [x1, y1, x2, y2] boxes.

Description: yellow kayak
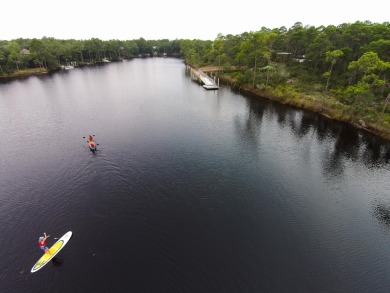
[[31, 231, 72, 273]]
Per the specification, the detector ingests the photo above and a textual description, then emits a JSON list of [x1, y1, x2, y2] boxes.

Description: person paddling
[[87, 134, 97, 152], [38, 232, 51, 254]]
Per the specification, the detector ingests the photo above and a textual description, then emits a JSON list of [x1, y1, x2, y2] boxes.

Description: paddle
[[83, 135, 99, 145]]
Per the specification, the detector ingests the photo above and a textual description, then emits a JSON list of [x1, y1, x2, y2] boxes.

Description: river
[[1, 58, 390, 292]]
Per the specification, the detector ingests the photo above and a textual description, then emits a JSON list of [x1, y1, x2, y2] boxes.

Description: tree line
[[1, 21, 389, 138], [0, 37, 181, 72], [179, 21, 390, 135]]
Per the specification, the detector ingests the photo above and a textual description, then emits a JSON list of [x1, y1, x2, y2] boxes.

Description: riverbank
[[2, 64, 389, 143], [202, 68, 390, 143], [0, 67, 48, 78]]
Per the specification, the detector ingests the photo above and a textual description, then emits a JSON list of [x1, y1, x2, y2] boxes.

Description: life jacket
[[39, 240, 46, 248]]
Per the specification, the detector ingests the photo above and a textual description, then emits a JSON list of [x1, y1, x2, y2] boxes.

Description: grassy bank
[[1, 68, 48, 78], [216, 72, 390, 143]]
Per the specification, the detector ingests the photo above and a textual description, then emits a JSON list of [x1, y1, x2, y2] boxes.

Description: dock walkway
[[190, 67, 219, 90]]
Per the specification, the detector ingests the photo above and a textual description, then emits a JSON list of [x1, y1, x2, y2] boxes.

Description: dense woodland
[[0, 38, 181, 71], [1, 21, 390, 139], [181, 21, 390, 139]]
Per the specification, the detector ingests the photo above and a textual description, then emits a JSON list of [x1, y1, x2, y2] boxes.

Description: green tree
[[321, 49, 344, 110], [306, 31, 332, 72], [363, 39, 390, 62], [29, 38, 46, 68], [237, 31, 270, 87], [348, 51, 389, 90], [344, 81, 371, 118], [7, 41, 21, 71], [345, 52, 390, 117], [91, 38, 103, 61], [0, 50, 4, 73]]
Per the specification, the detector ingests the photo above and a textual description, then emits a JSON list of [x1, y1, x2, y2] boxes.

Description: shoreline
[[2, 65, 389, 143], [215, 73, 390, 144], [0, 68, 49, 78]]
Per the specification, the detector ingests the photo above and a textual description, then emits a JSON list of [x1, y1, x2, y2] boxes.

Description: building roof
[[20, 49, 31, 55]]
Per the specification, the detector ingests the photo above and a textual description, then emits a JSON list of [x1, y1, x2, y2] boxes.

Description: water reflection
[[322, 149, 346, 180], [372, 200, 390, 229], [1, 59, 390, 292], [275, 105, 289, 127], [295, 111, 315, 138], [362, 135, 390, 165], [238, 93, 390, 178], [0, 71, 60, 86], [234, 97, 266, 152], [51, 257, 63, 267]]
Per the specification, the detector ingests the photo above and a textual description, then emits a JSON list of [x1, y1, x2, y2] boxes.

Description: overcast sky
[[1, 0, 388, 41]]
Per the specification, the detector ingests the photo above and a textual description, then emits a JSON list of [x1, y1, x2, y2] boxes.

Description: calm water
[[1, 58, 390, 292]]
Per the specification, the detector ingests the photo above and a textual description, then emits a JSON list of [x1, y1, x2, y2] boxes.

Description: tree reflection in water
[[233, 97, 267, 154], [235, 91, 390, 181], [372, 200, 390, 229]]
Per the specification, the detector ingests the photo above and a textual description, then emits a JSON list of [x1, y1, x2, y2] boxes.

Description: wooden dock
[[190, 67, 219, 90]]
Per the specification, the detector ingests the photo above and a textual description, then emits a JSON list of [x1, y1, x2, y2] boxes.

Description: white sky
[[1, 0, 388, 41]]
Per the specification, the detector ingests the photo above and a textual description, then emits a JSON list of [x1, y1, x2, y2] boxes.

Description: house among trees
[[276, 52, 292, 62], [20, 48, 31, 55]]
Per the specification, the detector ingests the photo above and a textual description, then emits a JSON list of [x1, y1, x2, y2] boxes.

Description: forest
[[1, 21, 389, 140], [180, 21, 390, 140], [0, 37, 181, 71]]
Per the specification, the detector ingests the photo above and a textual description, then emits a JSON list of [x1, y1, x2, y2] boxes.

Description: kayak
[[31, 231, 73, 273], [85, 135, 97, 152], [88, 140, 97, 152]]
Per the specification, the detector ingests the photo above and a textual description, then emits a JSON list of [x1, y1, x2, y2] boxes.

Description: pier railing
[[189, 67, 219, 90]]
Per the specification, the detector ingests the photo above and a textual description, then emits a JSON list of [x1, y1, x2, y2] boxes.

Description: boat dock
[[190, 67, 219, 90]]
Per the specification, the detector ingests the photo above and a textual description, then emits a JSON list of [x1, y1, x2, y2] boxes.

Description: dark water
[[1, 58, 390, 292]]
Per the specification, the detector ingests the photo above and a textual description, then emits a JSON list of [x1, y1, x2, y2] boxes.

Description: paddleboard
[[31, 231, 72, 273]]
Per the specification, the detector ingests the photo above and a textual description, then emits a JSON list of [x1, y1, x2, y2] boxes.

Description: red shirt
[[39, 240, 46, 248]]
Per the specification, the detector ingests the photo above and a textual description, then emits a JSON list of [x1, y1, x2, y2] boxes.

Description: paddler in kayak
[[87, 134, 97, 152], [38, 232, 51, 254]]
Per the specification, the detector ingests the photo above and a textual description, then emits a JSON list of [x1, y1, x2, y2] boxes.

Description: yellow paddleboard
[[31, 231, 72, 273]]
